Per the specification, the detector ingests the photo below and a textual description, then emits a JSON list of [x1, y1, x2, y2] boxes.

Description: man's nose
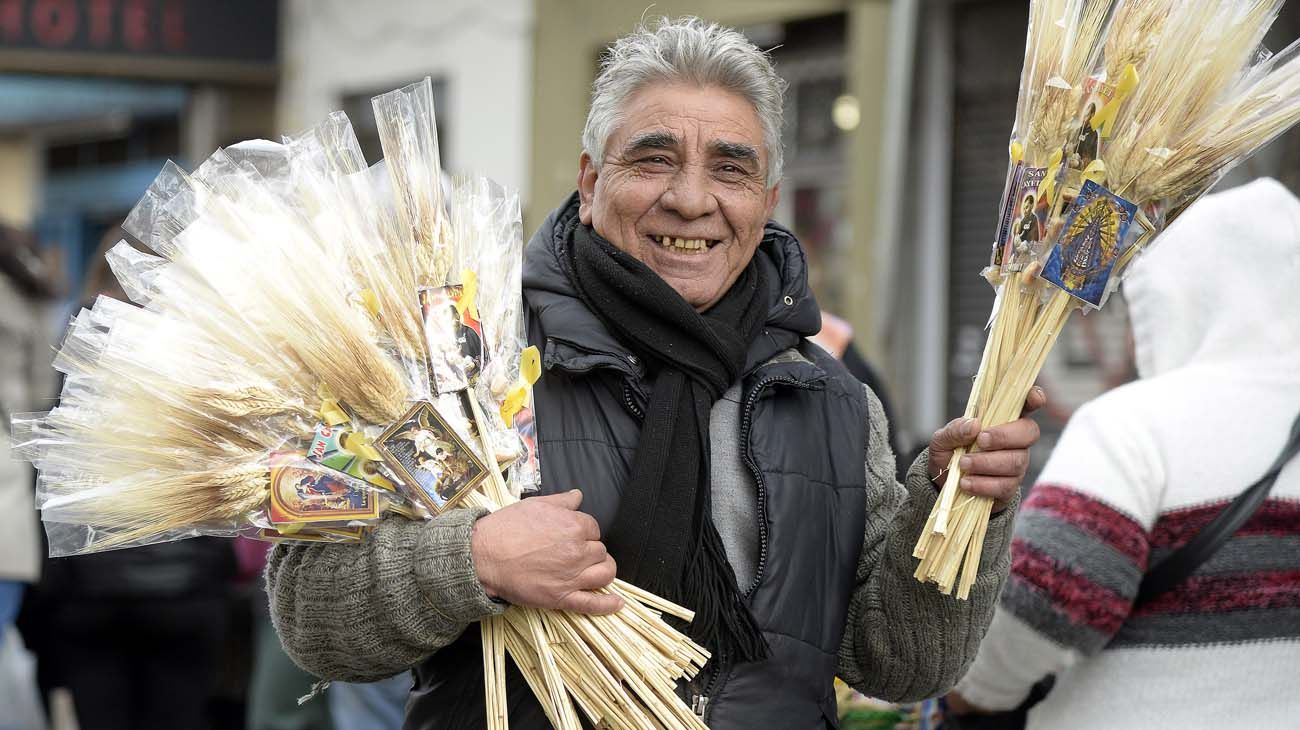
[[659, 164, 719, 219]]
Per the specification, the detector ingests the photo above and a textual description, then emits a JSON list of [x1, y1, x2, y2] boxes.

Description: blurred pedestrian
[[947, 179, 1300, 729], [240, 538, 334, 730], [329, 676, 409, 730], [0, 224, 58, 729], [809, 311, 910, 469], [26, 228, 237, 730]]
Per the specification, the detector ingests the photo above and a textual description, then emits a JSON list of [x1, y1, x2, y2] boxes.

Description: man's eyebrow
[[622, 131, 680, 155], [710, 140, 759, 165]]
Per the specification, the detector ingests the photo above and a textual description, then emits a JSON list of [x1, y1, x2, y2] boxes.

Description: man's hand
[[470, 490, 623, 615], [927, 386, 1046, 512]]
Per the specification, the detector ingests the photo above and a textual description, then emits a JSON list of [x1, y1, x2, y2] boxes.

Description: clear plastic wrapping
[[14, 75, 544, 555], [460, 178, 541, 494], [990, 0, 1117, 280], [282, 119, 432, 401], [373, 78, 454, 289]]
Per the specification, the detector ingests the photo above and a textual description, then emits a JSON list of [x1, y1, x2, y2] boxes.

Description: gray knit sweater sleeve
[[834, 387, 1018, 702], [265, 506, 505, 682]]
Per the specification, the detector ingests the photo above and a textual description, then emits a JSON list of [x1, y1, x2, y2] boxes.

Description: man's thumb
[[932, 417, 980, 452], [537, 488, 584, 510], [560, 590, 624, 616]]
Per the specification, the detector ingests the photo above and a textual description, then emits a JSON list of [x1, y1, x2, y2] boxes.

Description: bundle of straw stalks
[[16, 77, 725, 729], [464, 399, 711, 730], [915, 0, 1300, 598], [19, 134, 426, 552]]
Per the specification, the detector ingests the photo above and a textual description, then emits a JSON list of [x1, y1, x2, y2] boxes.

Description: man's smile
[[645, 234, 722, 253]]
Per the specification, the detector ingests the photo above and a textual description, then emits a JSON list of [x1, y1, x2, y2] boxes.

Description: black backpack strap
[[1134, 410, 1300, 608]]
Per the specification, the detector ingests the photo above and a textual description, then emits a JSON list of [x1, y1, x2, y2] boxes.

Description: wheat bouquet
[[13, 79, 710, 729], [915, 0, 1300, 597]]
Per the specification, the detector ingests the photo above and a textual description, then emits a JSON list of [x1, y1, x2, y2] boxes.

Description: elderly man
[[268, 17, 1042, 730]]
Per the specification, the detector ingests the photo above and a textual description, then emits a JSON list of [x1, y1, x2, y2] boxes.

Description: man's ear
[[577, 152, 598, 225], [764, 181, 781, 220]]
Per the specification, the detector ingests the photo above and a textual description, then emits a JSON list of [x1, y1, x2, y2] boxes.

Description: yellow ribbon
[[500, 345, 542, 427], [1036, 147, 1065, 204], [314, 384, 392, 489], [455, 269, 481, 322], [340, 432, 385, 463], [1081, 159, 1107, 187], [277, 522, 305, 535], [340, 430, 396, 491], [317, 384, 350, 427], [1090, 64, 1139, 140], [1009, 142, 1024, 166]]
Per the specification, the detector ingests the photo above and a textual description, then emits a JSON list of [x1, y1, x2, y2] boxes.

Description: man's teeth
[[655, 236, 711, 252]]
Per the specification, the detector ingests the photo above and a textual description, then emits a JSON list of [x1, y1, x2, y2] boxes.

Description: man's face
[[578, 82, 780, 311]]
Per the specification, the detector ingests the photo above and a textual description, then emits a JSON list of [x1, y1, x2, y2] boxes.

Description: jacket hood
[[1123, 177, 1300, 378], [522, 193, 823, 373]]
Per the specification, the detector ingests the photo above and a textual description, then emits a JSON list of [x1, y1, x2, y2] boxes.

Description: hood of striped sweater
[[1123, 177, 1300, 379]]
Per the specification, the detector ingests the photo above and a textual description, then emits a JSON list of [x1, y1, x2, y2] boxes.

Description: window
[[43, 116, 180, 172], [341, 79, 450, 167]]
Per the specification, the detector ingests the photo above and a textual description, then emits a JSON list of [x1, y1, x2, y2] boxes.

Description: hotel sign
[[0, 0, 278, 82]]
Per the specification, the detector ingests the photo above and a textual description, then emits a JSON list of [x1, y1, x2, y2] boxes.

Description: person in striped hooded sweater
[[948, 177, 1300, 729]]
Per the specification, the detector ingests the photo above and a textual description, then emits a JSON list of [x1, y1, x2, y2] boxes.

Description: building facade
[[276, 0, 535, 198]]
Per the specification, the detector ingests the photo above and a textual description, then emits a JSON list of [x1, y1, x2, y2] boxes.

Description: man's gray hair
[[582, 17, 787, 187]]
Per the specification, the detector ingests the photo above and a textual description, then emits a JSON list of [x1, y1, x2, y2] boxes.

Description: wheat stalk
[[918, 0, 1300, 598], [374, 79, 455, 288], [289, 115, 429, 367], [43, 463, 270, 553], [917, 0, 1115, 583], [1021, 0, 1115, 162], [464, 381, 709, 728]]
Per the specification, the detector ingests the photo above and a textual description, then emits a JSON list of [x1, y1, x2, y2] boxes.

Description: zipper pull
[[692, 694, 709, 719]]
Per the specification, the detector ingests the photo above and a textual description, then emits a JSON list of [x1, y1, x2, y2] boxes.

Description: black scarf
[[563, 223, 771, 663]]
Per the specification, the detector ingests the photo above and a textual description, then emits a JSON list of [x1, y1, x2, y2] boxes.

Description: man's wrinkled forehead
[[604, 83, 768, 160]]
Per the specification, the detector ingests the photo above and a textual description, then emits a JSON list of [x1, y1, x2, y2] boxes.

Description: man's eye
[[642, 155, 671, 165]]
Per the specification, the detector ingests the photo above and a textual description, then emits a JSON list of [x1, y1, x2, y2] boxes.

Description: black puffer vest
[[407, 198, 868, 730]]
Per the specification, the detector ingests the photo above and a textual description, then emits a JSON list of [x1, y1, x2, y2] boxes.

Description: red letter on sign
[[88, 0, 114, 47], [162, 0, 185, 51], [123, 0, 152, 52], [0, 0, 22, 44], [31, 0, 78, 48]]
